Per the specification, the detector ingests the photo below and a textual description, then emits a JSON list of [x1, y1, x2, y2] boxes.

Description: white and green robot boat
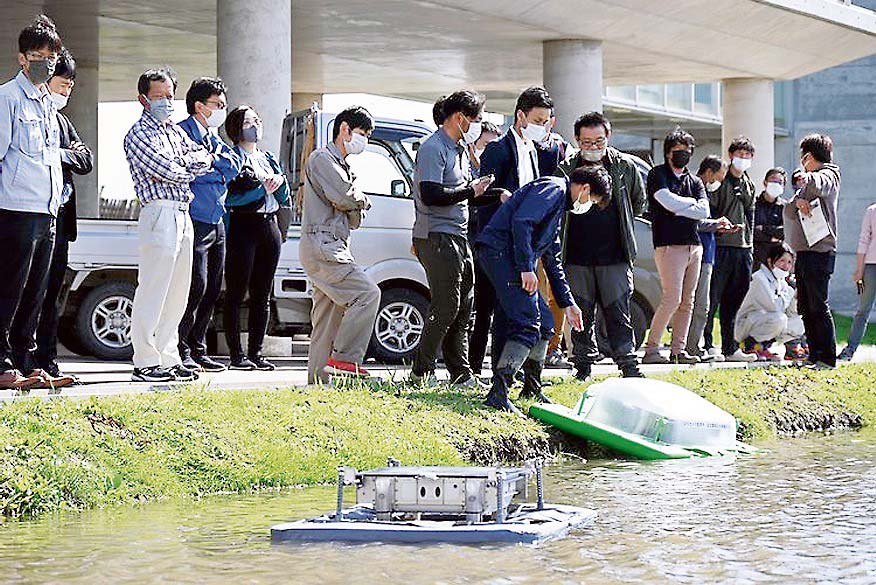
[[530, 378, 753, 460]]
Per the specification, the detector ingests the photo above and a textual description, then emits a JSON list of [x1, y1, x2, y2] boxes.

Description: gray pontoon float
[[271, 459, 596, 545]]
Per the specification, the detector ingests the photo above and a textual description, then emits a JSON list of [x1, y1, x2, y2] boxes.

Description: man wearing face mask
[[642, 128, 709, 364], [470, 87, 554, 376], [705, 136, 758, 362], [753, 168, 787, 271], [556, 112, 646, 379], [784, 134, 841, 369], [0, 16, 65, 390], [475, 168, 598, 413], [123, 67, 216, 383], [410, 90, 493, 387], [33, 49, 93, 385], [468, 121, 500, 178], [175, 77, 242, 373], [300, 106, 380, 383]]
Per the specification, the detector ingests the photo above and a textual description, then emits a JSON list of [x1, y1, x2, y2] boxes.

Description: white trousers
[[131, 200, 194, 369], [735, 310, 805, 344]]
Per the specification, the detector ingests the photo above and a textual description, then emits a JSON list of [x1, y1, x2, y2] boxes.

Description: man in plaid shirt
[[123, 67, 215, 383]]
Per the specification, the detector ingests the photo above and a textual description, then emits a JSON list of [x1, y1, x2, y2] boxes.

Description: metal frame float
[[270, 459, 596, 544]]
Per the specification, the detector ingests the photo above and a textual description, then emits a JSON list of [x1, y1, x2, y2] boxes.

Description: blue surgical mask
[[148, 97, 174, 122], [242, 125, 262, 143]]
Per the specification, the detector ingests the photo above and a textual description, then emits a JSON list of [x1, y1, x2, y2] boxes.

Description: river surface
[[2, 431, 875, 584]]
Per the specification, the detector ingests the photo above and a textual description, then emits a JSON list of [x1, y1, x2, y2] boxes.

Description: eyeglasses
[[579, 137, 607, 149], [26, 51, 58, 66], [205, 99, 227, 109]]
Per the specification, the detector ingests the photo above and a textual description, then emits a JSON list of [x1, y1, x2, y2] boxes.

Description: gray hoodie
[[782, 163, 841, 253]]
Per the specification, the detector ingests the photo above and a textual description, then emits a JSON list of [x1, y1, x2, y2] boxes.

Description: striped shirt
[[123, 110, 212, 204]]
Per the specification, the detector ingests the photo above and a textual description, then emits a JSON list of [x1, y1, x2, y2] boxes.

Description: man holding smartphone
[[410, 90, 493, 388], [706, 136, 759, 362]]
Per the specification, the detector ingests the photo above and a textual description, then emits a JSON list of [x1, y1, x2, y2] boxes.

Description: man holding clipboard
[[782, 134, 841, 369]]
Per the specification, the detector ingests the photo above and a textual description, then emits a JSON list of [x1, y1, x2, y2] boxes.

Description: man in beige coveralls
[[300, 106, 381, 383]]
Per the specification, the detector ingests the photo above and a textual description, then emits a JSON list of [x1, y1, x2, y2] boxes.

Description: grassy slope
[[2, 364, 875, 519]]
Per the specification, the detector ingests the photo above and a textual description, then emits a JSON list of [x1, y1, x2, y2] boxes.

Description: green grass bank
[[2, 364, 875, 520]]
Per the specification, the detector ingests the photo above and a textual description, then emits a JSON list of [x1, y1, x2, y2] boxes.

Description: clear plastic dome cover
[[575, 378, 737, 450]]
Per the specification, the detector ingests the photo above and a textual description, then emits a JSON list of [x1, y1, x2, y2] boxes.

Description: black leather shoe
[[193, 355, 227, 372]]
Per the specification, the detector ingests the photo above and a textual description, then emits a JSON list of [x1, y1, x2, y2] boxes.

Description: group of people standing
[[0, 16, 854, 397]]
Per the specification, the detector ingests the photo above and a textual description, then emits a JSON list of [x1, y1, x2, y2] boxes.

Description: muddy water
[[2, 431, 874, 584]]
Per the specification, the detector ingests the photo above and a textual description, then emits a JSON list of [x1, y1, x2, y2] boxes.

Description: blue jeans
[[846, 263, 876, 354], [477, 245, 554, 351]]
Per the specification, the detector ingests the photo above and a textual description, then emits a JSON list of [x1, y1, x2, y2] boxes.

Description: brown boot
[[26, 369, 76, 390], [0, 369, 42, 390]]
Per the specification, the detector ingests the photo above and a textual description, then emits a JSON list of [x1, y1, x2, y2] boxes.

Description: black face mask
[[670, 150, 692, 169]]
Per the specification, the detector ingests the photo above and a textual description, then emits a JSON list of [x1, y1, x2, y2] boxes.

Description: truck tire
[[58, 315, 89, 356], [367, 287, 429, 364], [75, 281, 136, 361]]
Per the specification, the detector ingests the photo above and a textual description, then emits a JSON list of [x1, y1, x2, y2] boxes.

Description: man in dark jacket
[[176, 77, 242, 372], [470, 86, 559, 375], [35, 49, 92, 381], [556, 112, 645, 380], [475, 169, 608, 414], [705, 136, 758, 361], [753, 167, 787, 270]]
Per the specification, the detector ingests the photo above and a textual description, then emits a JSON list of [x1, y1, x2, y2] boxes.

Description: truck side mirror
[[391, 179, 407, 198]]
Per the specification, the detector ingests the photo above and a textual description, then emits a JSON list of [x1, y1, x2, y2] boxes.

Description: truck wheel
[[58, 315, 89, 356], [368, 287, 429, 364], [75, 281, 136, 360]]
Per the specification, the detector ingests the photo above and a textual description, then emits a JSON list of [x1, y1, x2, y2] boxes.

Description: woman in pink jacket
[[838, 203, 876, 361]]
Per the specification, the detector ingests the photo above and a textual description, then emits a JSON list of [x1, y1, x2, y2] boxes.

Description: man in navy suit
[[177, 77, 242, 372], [470, 86, 561, 377]]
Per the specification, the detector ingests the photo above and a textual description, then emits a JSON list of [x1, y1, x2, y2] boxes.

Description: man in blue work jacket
[[476, 166, 611, 414], [177, 77, 242, 372]]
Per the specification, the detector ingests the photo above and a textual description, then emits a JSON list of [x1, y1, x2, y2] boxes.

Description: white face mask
[[344, 131, 368, 156], [521, 121, 548, 143], [460, 119, 482, 145], [706, 180, 721, 192], [772, 267, 789, 281], [49, 91, 68, 111], [764, 181, 784, 201], [570, 190, 594, 215], [581, 148, 606, 163], [732, 157, 752, 172], [206, 106, 227, 128]]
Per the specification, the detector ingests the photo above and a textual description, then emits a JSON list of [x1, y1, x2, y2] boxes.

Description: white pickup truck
[[62, 107, 661, 363]]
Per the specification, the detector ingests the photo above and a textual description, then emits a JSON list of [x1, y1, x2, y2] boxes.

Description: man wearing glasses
[[0, 16, 65, 390], [557, 112, 646, 380], [176, 77, 242, 373]]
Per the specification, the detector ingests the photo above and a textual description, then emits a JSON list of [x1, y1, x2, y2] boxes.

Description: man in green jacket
[[704, 136, 758, 361], [556, 112, 646, 380]]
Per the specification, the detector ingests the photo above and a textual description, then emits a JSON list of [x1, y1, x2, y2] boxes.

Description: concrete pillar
[[291, 93, 322, 112], [218, 0, 291, 155], [722, 78, 775, 188], [543, 39, 603, 143], [45, 0, 100, 217]]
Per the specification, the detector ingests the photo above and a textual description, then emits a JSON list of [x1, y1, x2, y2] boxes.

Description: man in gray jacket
[[783, 133, 841, 369], [300, 106, 381, 383]]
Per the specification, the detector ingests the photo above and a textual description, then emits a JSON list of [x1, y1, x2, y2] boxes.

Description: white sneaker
[[706, 348, 726, 362], [726, 349, 757, 362]]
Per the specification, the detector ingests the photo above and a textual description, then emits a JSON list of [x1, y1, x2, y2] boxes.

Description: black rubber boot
[[518, 359, 552, 403], [484, 369, 524, 416], [621, 363, 644, 378], [574, 363, 592, 381]]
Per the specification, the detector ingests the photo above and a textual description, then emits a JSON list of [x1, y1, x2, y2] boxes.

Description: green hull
[[530, 403, 702, 460]]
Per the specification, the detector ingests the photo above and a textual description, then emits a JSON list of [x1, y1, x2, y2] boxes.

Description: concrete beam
[[722, 78, 775, 189]]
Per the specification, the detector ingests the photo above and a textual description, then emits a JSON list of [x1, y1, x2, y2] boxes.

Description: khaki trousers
[[645, 244, 702, 354], [301, 235, 381, 384]]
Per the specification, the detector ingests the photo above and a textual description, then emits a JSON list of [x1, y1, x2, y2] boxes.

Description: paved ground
[[3, 344, 873, 403]]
